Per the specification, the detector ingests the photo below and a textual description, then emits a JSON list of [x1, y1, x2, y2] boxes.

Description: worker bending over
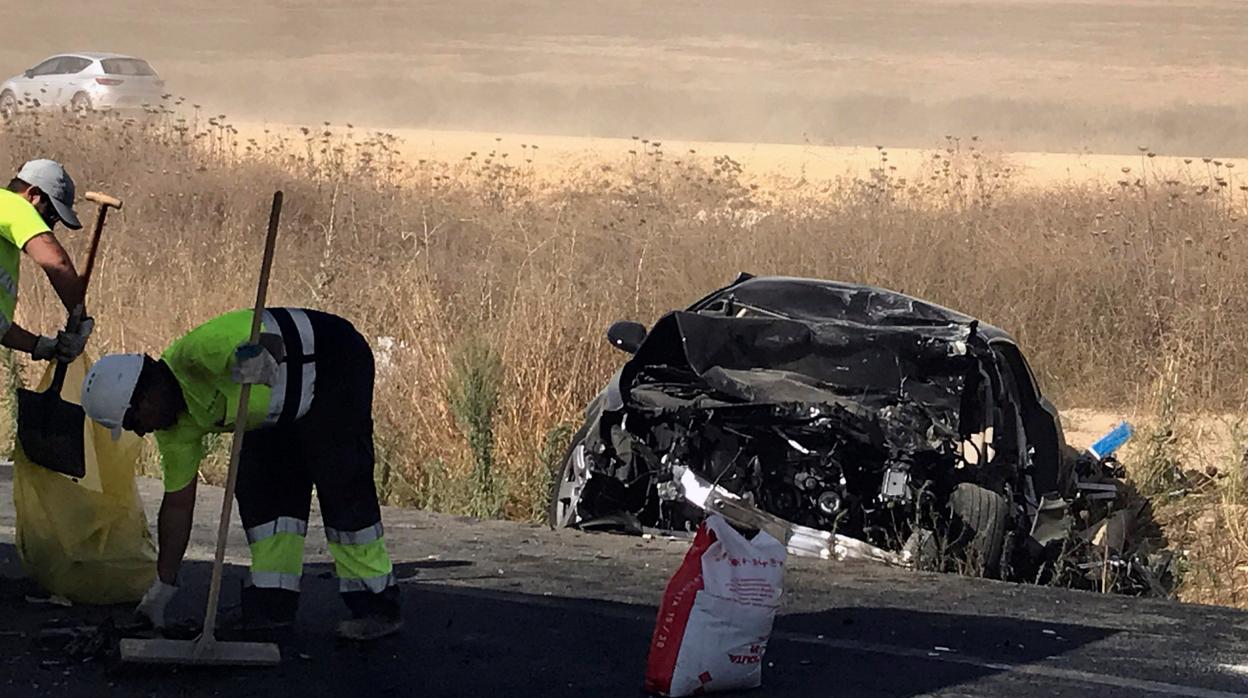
[[81, 308, 401, 641]]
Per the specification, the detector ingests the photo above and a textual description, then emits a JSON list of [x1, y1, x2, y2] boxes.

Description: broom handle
[[201, 191, 283, 643]]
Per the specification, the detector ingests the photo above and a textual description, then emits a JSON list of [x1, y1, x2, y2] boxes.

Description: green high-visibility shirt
[[0, 189, 51, 330], [156, 310, 275, 492]]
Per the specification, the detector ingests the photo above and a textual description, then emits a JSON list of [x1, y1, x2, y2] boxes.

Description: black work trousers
[[235, 310, 399, 621]]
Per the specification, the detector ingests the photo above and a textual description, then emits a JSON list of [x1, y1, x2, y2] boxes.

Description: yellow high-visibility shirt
[[155, 310, 276, 493], [0, 189, 51, 331]]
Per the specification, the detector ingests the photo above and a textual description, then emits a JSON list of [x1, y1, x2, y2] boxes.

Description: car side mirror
[[23, 70, 33, 78], [607, 321, 647, 354]]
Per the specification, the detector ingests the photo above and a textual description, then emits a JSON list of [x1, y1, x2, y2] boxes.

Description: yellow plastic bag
[[12, 354, 156, 604]]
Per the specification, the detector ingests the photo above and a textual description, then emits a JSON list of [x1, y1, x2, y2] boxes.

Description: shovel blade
[[16, 387, 86, 479]]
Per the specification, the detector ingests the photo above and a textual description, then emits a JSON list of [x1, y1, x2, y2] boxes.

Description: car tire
[[947, 483, 1008, 578], [70, 92, 92, 114], [547, 424, 592, 530], [0, 91, 16, 119]]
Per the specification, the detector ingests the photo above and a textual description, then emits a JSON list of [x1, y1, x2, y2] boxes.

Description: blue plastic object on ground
[[1087, 420, 1133, 461]]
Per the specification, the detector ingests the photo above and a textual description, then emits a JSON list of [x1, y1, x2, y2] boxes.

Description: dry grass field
[[232, 123, 1248, 191], [6, 1, 1248, 155]]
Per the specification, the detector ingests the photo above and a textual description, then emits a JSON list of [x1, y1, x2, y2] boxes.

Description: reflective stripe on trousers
[[244, 518, 393, 596], [246, 517, 308, 592], [245, 516, 308, 544], [325, 522, 383, 546], [248, 570, 302, 592], [340, 573, 397, 594], [327, 524, 394, 594]]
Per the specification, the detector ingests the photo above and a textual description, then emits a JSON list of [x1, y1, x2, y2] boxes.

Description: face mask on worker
[[31, 191, 60, 229]]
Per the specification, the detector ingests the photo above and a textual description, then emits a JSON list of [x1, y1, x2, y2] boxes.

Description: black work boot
[[337, 585, 402, 641], [336, 615, 403, 641], [220, 584, 298, 640]]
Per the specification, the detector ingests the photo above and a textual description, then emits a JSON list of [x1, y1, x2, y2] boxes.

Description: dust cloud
[[8, 0, 1248, 156]]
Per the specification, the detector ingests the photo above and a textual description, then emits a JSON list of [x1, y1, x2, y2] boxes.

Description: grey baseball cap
[[16, 159, 81, 230]]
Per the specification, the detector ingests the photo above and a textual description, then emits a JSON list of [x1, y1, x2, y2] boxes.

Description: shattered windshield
[[695, 297, 786, 319], [695, 278, 974, 327]]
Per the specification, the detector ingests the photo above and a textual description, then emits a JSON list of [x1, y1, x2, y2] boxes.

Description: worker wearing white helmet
[[81, 307, 401, 642]]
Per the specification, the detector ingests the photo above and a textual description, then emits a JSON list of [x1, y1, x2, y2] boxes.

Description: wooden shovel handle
[[46, 192, 120, 393], [79, 200, 113, 294], [79, 191, 122, 293]]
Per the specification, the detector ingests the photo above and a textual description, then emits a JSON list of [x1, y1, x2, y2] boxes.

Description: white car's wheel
[[70, 92, 92, 114], [0, 92, 16, 119]]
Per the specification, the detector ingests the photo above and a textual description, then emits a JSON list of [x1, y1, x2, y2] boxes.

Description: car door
[[47, 57, 92, 105], [42, 55, 91, 106], [15, 57, 64, 105]]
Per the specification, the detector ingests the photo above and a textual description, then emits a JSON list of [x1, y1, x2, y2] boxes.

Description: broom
[[120, 191, 285, 666]]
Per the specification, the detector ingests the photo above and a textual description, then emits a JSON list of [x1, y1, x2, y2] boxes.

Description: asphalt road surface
[[1, 463, 1246, 697]]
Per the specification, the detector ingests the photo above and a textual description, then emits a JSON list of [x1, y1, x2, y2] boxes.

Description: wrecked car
[[549, 274, 1169, 589]]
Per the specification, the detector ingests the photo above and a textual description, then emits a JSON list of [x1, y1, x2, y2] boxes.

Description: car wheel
[[947, 483, 1008, 578], [0, 92, 16, 119], [547, 424, 592, 530], [70, 92, 92, 114]]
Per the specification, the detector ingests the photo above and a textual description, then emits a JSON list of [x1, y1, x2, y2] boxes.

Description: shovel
[[16, 191, 122, 478]]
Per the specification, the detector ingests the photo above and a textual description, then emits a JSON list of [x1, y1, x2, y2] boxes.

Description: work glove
[[31, 335, 59, 361], [55, 313, 94, 362], [135, 578, 178, 629], [232, 342, 279, 386], [31, 306, 95, 363]]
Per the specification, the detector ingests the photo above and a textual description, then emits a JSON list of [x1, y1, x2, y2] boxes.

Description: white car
[[0, 52, 165, 117]]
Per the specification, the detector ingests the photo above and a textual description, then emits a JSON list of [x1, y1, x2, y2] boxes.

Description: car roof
[[53, 52, 142, 61], [697, 273, 1017, 343]]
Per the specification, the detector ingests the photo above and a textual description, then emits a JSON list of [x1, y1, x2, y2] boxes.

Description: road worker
[[80, 308, 401, 641], [0, 158, 93, 363]]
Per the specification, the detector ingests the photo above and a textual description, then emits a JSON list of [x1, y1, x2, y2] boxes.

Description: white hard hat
[[81, 353, 145, 440]]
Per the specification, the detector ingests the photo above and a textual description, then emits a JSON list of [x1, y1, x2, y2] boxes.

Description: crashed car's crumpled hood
[[626, 310, 980, 408], [619, 310, 992, 456]]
